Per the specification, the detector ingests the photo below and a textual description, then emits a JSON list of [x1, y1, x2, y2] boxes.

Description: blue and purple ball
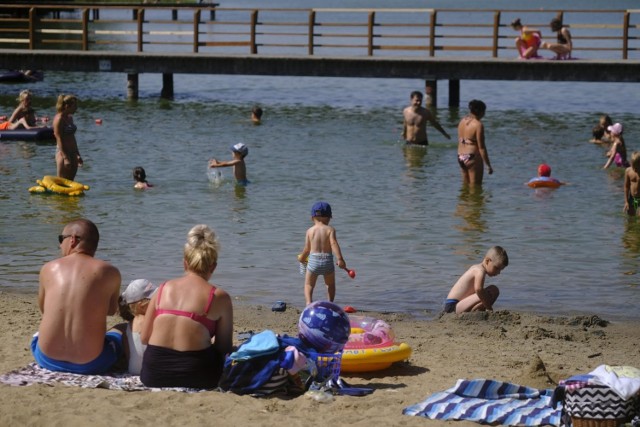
[[298, 301, 351, 353]]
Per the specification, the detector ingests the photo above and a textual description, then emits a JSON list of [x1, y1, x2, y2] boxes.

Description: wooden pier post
[[127, 73, 139, 100], [161, 73, 174, 99], [425, 80, 437, 107], [449, 79, 460, 107]]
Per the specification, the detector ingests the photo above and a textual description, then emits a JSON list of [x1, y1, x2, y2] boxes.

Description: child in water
[[442, 246, 509, 314], [251, 106, 263, 124], [590, 115, 613, 144], [527, 163, 564, 187], [624, 152, 640, 216], [117, 279, 158, 375], [298, 201, 349, 305], [133, 166, 153, 189], [603, 123, 628, 169], [209, 142, 249, 185]]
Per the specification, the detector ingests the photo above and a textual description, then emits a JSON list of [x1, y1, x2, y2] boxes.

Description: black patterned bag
[[565, 384, 638, 426]]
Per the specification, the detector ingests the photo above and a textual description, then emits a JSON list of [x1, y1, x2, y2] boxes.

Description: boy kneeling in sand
[[442, 246, 509, 314]]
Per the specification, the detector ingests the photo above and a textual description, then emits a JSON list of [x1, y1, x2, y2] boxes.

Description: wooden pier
[[0, 4, 638, 104]]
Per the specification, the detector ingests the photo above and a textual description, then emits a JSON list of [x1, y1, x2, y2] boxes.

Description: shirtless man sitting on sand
[[402, 91, 450, 146], [31, 218, 123, 374]]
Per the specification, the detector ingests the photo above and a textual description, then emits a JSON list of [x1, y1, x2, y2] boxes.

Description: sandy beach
[[0, 290, 638, 427]]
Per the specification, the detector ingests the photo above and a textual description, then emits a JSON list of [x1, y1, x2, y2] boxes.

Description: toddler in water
[[603, 123, 628, 169], [251, 106, 263, 124], [442, 246, 508, 314], [298, 201, 349, 305], [117, 279, 158, 375], [133, 166, 153, 189], [527, 163, 564, 187], [208, 142, 249, 185], [624, 152, 640, 216], [590, 114, 613, 144]]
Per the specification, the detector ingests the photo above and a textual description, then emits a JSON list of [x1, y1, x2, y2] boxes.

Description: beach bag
[[565, 384, 638, 426], [218, 331, 304, 396]]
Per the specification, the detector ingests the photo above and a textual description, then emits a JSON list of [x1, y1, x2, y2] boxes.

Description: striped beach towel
[[0, 363, 206, 392], [403, 379, 562, 426]]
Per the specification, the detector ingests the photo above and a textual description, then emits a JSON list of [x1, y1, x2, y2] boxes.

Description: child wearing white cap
[[208, 142, 249, 185], [117, 279, 158, 375]]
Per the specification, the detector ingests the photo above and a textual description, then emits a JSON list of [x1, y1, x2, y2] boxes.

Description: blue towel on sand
[[229, 330, 280, 361], [403, 379, 562, 426]]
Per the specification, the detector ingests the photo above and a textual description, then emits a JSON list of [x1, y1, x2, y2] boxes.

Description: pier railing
[[0, 5, 638, 59]]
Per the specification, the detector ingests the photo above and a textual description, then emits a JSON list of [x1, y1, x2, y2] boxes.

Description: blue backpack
[[218, 331, 305, 396]]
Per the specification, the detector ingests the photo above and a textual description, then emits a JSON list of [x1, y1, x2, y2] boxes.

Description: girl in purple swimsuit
[[603, 123, 628, 170]]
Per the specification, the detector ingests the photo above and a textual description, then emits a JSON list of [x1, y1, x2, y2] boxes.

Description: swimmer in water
[[133, 166, 153, 189], [251, 106, 263, 124], [527, 163, 564, 187]]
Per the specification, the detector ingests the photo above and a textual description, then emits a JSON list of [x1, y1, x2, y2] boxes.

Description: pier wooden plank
[[0, 49, 638, 83]]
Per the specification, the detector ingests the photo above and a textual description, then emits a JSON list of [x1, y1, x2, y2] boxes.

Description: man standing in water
[[402, 90, 451, 145], [32, 218, 123, 374]]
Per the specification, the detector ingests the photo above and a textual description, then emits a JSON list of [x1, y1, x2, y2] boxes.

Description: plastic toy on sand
[[298, 301, 351, 353]]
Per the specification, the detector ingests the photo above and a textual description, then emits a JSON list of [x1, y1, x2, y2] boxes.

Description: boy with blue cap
[[298, 201, 349, 305], [208, 142, 249, 185]]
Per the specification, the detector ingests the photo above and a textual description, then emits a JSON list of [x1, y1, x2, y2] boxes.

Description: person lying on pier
[[542, 17, 572, 60], [510, 18, 541, 59]]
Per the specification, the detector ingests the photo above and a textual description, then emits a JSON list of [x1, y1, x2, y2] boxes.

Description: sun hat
[[538, 163, 551, 177], [608, 123, 623, 135], [121, 279, 157, 304], [311, 201, 332, 218], [230, 142, 249, 157]]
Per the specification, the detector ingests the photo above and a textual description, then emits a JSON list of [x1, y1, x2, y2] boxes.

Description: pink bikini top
[[155, 282, 217, 337]]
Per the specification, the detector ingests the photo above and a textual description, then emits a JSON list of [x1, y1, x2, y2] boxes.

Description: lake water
[[1, 0, 639, 321]]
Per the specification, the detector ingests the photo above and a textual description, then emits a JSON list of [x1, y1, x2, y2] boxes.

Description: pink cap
[[608, 123, 623, 135]]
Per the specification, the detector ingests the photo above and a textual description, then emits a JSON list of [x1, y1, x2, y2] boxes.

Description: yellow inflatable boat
[[29, 175, 89, 196]]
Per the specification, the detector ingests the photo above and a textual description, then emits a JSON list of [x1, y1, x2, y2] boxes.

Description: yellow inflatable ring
[[340, 316, 412, 373], [341, 342, 412, 373], [38, 175, 89, 196], [527, 177, 562, 189]]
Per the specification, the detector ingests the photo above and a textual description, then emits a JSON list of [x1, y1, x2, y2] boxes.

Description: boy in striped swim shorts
[[298, 201, 349, 306]]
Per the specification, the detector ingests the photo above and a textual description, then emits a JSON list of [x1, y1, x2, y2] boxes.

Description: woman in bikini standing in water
[[457, 99, 493, 186], [54, 94, 82, 181]]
